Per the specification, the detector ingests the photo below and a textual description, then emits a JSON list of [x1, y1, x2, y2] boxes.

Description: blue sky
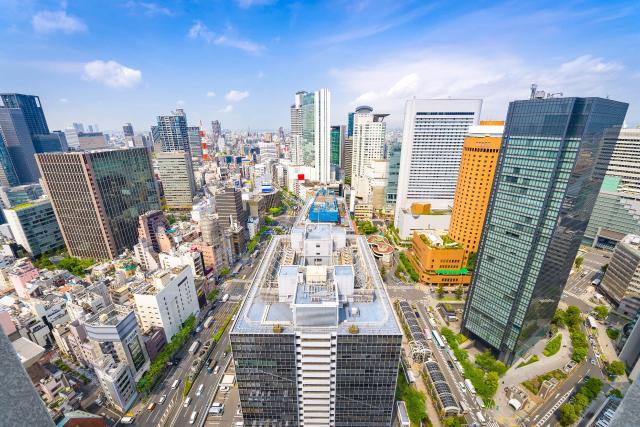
[[1, 0, 639, 132]]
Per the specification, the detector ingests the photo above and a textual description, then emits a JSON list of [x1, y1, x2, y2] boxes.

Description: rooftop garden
[[12, 202, 35, 210]]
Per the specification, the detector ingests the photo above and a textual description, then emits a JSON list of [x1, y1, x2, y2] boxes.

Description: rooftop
[[85, 304, 132, 327]]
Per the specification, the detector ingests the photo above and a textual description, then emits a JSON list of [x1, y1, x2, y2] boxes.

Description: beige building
[[157, 151, 196, 210]]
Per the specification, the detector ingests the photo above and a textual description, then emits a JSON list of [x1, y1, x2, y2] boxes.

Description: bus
[[459, 401, 470, 414], [222, 294, 230, 303], [476, 411, 487, 426], [203, 316, 214, 329], [432, 330, 445, 349], [189, 340, 201, 355], [465, 379, 476, 395]]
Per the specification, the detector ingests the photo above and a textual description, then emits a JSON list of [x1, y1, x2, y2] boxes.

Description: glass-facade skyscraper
[[462, 97, 628, 364], [156, 110, 190, 152], [36, 148, 160, 259], [330, 125, 343, 166], [0, 93, 49, 136]]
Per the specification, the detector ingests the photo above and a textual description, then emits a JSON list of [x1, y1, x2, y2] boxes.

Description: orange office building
[[449, 121, 504, 260]]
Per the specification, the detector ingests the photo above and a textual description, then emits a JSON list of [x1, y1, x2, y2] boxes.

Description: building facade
[[461, 96, 628, 364], [0, 93, 49, 136], [36, 148, 160, 259], [449, 122, 503, 259], [0, 107, 40, 183], [301, 89, 331, 183], [351, 106, 387, 181], [600, 234, 640, 318], [156, 110, 189, 152], [330, 125, 344, 167], [3, 198, 64, 257], [157, 150, 196, 210], [384, 142, 401, 210]]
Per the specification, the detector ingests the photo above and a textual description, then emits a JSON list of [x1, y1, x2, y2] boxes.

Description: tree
[[564, 306, 582, 329], [594, 305, 609, 320], [608, 360, 626, 377], [219, 267, 230, 277], [167, 214, 176, 225], [437, 284, 445, 299], [553, 309, 566, 327], [206, 289, 219, 301], [454, 286, 464, 300], [607, 328, 620, 340], [574, 256, 584, 269], [269, 207, 282, 216], [581, 378, 603, 400], [466, 252, 477, 270], [264, 216, 274, 225], [443, 416, 462, 427], [559, 403, 577, 426], [573, 393, 589, 413], [344, 176, 351, 186]]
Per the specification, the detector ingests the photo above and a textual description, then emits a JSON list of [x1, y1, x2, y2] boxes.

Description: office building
[[301, 89, 331, 183], [342, 137, 353, 182], [290, 91, 305, 165], [36, 148, 160, 259], [393, 99, 481, 238], [609, 376, 640, 427], [94, 355, 138, 412], [354, 159, 388, 211], [600, 234, 640, 318], [77, 131, 107, 150], [188, 125, 203, 161], [3, 198, 64, 256], [618, 313, 640, 380], [132, 266, 198, 342], [216, 187, 248, 229], [72, 123, 84, 133], [347, 112, 355, 137], [137, 210, 169, 253], [461, 96, 628, 364], [211, 120, 221, 139], [330, 125, 344, 167], [584, 176, 640, 249], [0, 131, 19, 187], [122, 123, 134, 138], [449, 122, 504, 258], [351, 106, 387, 181], [384, 142, 401, 210], [32, 132, 67, 153], [0, 107, 40, 183], [408, 232, 471, 286], [0, 93, 49, 136], [84, 304, 150, 381], [230, 192, 402, 426], [157, 151, 196, 210], [63, 128, 80, 150], [157, 110, 189, 152], [597, 127, 640, 191]]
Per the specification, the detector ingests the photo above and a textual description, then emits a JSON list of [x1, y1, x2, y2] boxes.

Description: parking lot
[[204, 363, 242, 426]]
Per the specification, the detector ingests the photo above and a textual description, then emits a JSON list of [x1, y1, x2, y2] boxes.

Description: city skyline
[[1, 1, 639, 131]]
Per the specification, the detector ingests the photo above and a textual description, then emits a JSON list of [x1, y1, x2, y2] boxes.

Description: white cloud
[[236, 0, 276, 8], [225, 90, 249, 102], [32, 10, 87, 34], [218, 105, 233, 113], [206, 91, 216, 97], [332, 50, 625, 126], [82, 60, 142, 88], [125, 2, 173, 16], [188, 21, 263, 54]]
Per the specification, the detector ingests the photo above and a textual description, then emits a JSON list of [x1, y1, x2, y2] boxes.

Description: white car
[[196, 384, 204, 397], [209, 402, 224, 415], [189, 410, 198, 424], [184, 397, 192, 408], [158, 394, 167, 404], [219, 385, 230, 393]]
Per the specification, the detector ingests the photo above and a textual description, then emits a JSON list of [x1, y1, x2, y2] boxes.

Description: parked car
[[209, 403, 224, 415], [219, 385, 230, 393]]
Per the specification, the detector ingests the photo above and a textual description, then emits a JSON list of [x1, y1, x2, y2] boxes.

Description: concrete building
[[132, 266, 199, 342], [77, 132, 107, 150], [449, 122, 503, 259], [355, 159, 388, 211], [408, 233, 471, 287], [216, 187, 248, 230], [597, 127, 640, 191], [0, 183, 44, 209], [187, 126, 203, 161], [230, 191, 401, 426], [351, 106, 387, 184], [36, 148, 160, 259], [63, 128, 80, 150], [290, 91, 305, 165], [600, 234, 640, 318], [342, 137, 353, 183], [94, 355, 138, 412], [83, 304, 150, 381], [137, 210, 169, 253], [394, 99, 481, 237], [3, 198, 64, 256], [462, 96, 627, 364], [300, 89, 331, 183], [157, 151, 196, 210]]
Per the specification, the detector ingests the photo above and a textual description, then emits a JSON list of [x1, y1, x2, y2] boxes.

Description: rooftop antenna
[[530, 83, 538, 99]]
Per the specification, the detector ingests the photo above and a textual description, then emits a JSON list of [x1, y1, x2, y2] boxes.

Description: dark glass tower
[[461, 97, 628, 364], [156, 111, 189, 152], [330, 125, 343, 167], [0, 93, 49, 136]]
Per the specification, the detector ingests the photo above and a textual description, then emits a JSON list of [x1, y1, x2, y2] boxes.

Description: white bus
[[476, 411, 487, 426], [203, 316, 214, 329], [189, 340, 201, 355], [432, 330, 445, 349], [465, 379, 476, 395]]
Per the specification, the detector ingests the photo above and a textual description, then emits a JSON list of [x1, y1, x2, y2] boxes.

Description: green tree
[[574, 256, 584, 269], [264, 216, 274, 225], [466, 252, 477, 270], [437, 284, 445, 299], [454, 286, 464, 300], [219, 267, 230, 277], [344, 176, 351, 186], [552, 309, 566, 327], [607, 328, 620, 340], [594, 305, 609, 320], [564, 306, 582, 328], [166, 214, 176, 224], [608, 360, 626, 377], [443, 416, 462, 427], [269, 207, 282, 216], [559, 403, 577, 426], [581, 378, 603, 400], [601, 263, 608, 273], [573, 393, 589, 413], [608, 388, 623, 398], [206, 289, 219, 301]]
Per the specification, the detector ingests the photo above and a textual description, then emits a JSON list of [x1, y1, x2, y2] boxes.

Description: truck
[[465, 378, 476, 395], [203, 316, 214, 329], [189, 340, 201, 355], [222, 293, 230, 303]]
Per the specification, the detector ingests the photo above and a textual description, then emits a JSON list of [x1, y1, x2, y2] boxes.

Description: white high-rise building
[[394, 99, 481, 235], [351, 106, 387, 180], [132, 265, 199, 342], [290, 91, 305, 165], [300, 89, 331, 183]]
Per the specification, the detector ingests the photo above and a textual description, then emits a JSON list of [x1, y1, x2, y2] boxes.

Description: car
[[213, 365, 220, 374], [171, 379, 180, 389], [591, 358, 597, 365], [147, 402, 156, 411], [121, 416, 135, 424], [184, 397, 192, 408], [219, 385, 230, 393], [209, 402, 224, 415], [189, 410, 198, 424], [223, 351, 228, 358], [196, 325, 203, 333], [95, 398, 104, 406], [196, 384, 204, 397], [595, 351, 601, 358], [158, 394, 167, 404], [446, 360, 454, 369]]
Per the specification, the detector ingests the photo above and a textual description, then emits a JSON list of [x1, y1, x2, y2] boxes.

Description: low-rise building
[[94, 355, 138, 412], [408, 232, 471, 287], [3, 198, 64, 257]]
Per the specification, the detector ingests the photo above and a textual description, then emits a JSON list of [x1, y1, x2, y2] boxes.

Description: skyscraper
[[231, 191, 401, 426], [122, 123, 134, 138], [330, 125, 344, 167], [211, 120, 221, 138], [394, 99, 481, 237], [156, 110, 189, 152], [187, 125, 203, 161], [290, 91, 305, 165], [0, 131, 19, 187], [0, 93, 49, 136], [384, 141, 401, 210], [3, 198, 64, 257], [301, 89, 331, 183], [461, 96, 628, 363], [36, 148, 160, 259], [351, 106, 387, 183], [449, 121, 504, 259], [157, 151, 196, 210], [0, 107, 40, 183]]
